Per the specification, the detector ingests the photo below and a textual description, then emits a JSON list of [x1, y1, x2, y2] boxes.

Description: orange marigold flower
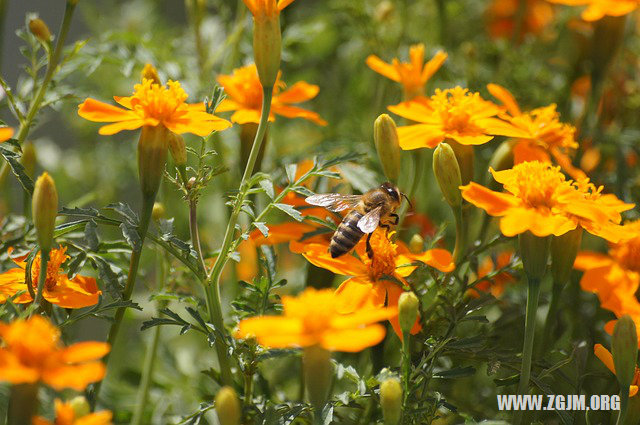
[[594, 343, 640, 397], [216, 64, 326, 126], [461, 161, 633, 241], [235, 287, 396, 352], [469, 250, 516, 298], [242, 0, 295, 18], [487, 0, 555, 39], [0, 246, 101, 309], [487, 84, 584, 179], [366, 44, 448, 99], [574, 221, 640, 317], [0, 316, 109, 390], [290, 229, 454, 336], [0, 127, 13, 143], [78, 79, 231, 136], [388, 87, 528, 150], [32, 399, 113, 425], [547, 0, 639, 21]]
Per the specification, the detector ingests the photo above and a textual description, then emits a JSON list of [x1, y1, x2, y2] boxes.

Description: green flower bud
[[613, 315, 638, 394], [168, 132, 187, 166], [215, 386, 241, 425], [398, 291, 419, 335], [409, 234, 424, 254], [69, 396, 90, 418], [152, 202, 165, 221], [380, 378, 402, 425], [303, 345, 332, 411], [447, 140, 474, 186], [28, 18, 51, 43], [137, 125, 169, 200], [518, 232, 550, 281], [433, 143, 462, 208], [32, 172, 58, 251], [374, 114, 401, 182], [551, 228, 583, 285], [21, 142, 37, 179], [253, 13, 282, 88]]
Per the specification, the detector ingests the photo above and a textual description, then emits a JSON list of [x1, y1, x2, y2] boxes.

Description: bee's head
[[380, 182, 411, 209]]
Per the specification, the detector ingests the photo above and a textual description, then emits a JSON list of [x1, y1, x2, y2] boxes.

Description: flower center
[[526, 105, 577, 150], [130, 79, 188, 121], [30, 247, 68, 292], [502, 161, 568, 209], [432, 88, 480, 134], [364, 230, 399, 281]]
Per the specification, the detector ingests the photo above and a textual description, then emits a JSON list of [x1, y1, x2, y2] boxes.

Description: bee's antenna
[[401, 192, 413, 210]]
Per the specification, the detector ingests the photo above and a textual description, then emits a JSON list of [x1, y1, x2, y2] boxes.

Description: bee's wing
[[304, 193, 362, 212], [357, 206, 382, 234]]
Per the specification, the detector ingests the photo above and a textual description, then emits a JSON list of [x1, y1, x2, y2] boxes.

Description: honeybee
[[305, 182, 408, 258]]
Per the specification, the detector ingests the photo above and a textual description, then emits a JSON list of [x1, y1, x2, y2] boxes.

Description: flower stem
[[401, 331, 411, 409], [8, 383, 39, 425], [452, 206, 466, 264], [205, 85, 274, 386], [514, 276, 541, 425], [189, 199, 208, 273], [131, 322, 161, 425], [90, 196, 155, 408], [540, 280, 563, 355], [32, 248, 50, 314]]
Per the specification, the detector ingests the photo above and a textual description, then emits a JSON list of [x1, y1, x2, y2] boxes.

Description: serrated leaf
[[258, 179, 275, 199], [66, 251, 87, 279], [120, 222, 142, 252], [0, 145, 34, 195], [254, 222, 269, 238], [285, 163, 297, 183], [105, 202, 139, 225], [84, 220, 99, 251], [273, 203, 303, 222], [92, 258, 122, 298]]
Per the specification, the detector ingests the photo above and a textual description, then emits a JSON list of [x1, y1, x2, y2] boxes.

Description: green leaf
[[273, 203, 303, 222], [0, 145, 34, 195], [433, 366, 476, 379], [105, 202, 139, 225], [120, 222, 142, 252], [285, 163, 297, 183], [259, 179, 275, 199], [254, 222, 269, 238], [84, 220, 99, 251]]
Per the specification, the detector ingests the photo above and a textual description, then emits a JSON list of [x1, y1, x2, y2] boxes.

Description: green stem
[[91, 197, 155, 408], [189, 199, 208, 273], [540, 280, 563, 354], [617, 388, 629, 425], [452, 206, 465, 264], [205, 86, 274, 387], [130, 323, 162, 425], [515, 277, 541, 425], [435, 0, 447, 46], [32, 248, 50, 313], [8, 383, 39, 425], [401, 331, 411, 410]]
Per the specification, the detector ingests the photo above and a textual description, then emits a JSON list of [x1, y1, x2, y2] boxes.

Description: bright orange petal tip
[[547, 0, 638, 21], [0, 127, 14, 143], [0, 316, 109, 390], [234, 288, 394, 352], [78, 79, 231, 137]]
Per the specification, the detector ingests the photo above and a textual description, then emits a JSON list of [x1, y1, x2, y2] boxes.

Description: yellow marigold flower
[[574, 221, 640, 317], [0, 246, 100, 309], [243, 0, 295, 17], [487, 0, 555, 39], [290, 229, 454, 337], [236, 287, 395, 352], [77, 79, 231, 136], [487, 83, 584, 179], [0, 127, 13, 143], [594, 343, 640, 397], [0, 316, 109, 390], [366, 44, 448, 99], [547, 0, 639, 21], [32, 399, 113, 425], [216, 64, 327, 125], [461, 161, 634, 241], [388, 87, 528, 150]]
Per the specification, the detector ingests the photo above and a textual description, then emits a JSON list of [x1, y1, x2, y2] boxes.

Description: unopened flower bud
[[433, 143, 462, 208], [137, 125, 169, 199], [215, 386, 241, 425], [374, 0, 395, 22], [380, 378, 402, 425], [612, 315, 638, 394], [252, 12, 281, 88], [141, 63, 161, 85], [447, 141, 474, 186], [398, 292, 419, 335], [374, 114, 401, 182], [303, 345, 332, 411], [518, 231, 550, 281], [168, 132, 187, 166], [32, 172, 58, 251], [550, 227, 582, 285], [28, 18, 51, 43], [21, 142, 36, 178], [152, 202, 165, 221], [409, 234, 424, 254], [69, 396, 90, 418]]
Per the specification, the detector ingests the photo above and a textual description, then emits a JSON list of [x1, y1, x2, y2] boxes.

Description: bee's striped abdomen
[[330, 210, 365, 258]]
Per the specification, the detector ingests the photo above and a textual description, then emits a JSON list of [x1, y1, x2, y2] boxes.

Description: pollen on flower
[[496, 161, 568, 209], [131, 79, 189, 121], [433, 88, 483, 134], [365, 230, 400, 280], [30, 247, 70, 292]]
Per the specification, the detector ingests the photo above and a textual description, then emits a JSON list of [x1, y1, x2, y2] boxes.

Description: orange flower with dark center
[[461, 161, 633, 240], [0, 247, 100, 309], [216, 64, 327, 125], [487, 0, 555, 39], [574, 221, 640, 316], [0, 127, 13, 143], [388, 87, 528, 150], [0, 316, 109, 390], [78, 79, 231, 136], [33, 399, 113, 425], [235, 288, 396, 352], [242, 0, 295, 18], [469, 250, 516, 298], [547, 0, 639, 21], [366, 44, 448, 99], [594, 343, 640, 397], [488, 84, 584, 179], [290, 230, 454, 336]]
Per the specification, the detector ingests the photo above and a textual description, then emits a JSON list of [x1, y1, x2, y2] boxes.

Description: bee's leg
[[390, 213, 399, 225], [366, 232, 374, 260], [379, 223, 392, 238]]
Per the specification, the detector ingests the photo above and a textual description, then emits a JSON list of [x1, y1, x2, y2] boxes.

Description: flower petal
[[366, 55, 400, 82], [276, 81, 320, 104], [409, 248, 455, 272], [60, 342, 110, 363], [272, 104, 327, 126], [396, 124, 444, 150], [78, 98, 139, 122], [42, 362, 106, 391], [461, 182, 520, 216], [320, 324, 386, 352]]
